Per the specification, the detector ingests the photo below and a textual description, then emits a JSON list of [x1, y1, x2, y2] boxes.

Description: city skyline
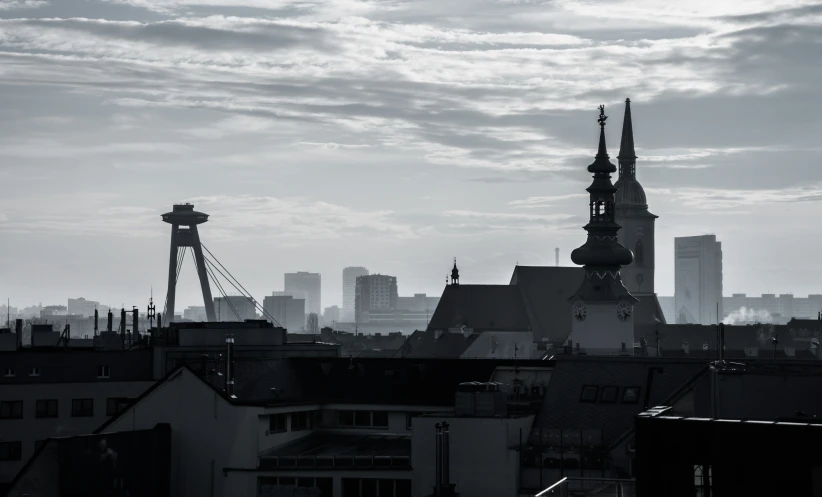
[[2, 1, 822, 309]]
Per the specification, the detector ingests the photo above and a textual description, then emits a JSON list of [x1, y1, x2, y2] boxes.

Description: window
[[694, 465, 712, 497], [372, 411, 388, 427], [97, 365, 110, 378], [36, 399, 58, 418], [29, 367, 40, 376], [622, 387, 641, 404], [0, 401, 23, 419], [600, 386, 619, 403], [342, 478, 412, 497], [3, 368, 14, 377], [339, 410, 388, 428], [0, 441, 22, 461], [269, 413, 287, 433], [71, 398, 94, 417], [106, 398, 130, 416], [291, 411, 315, 431], [580, 385, 599, 403]]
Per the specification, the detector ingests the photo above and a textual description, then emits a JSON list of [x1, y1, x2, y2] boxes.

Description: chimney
[[94, 309, 99, 337], [225, 334, 235, 397], [107, 310, 113, 333], [442, 422, 451, 493], [15, 319, 22, 350], [682, 341, 690, 355], [435, 423, 443, 497], [120, 308, 126, 341], [132, 308, 139, 343], [555, 248, 559, 267], [157, 312, 162, 328]]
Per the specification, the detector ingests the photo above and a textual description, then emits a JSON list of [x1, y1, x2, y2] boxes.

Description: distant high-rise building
[[214, 296, 258, 322], [323, 305, 341, 326], [355, 274, 398, 324], [342, 267, 369, 322], [67, 298, 102, 317], [263, 294, 305, 332], [183, 306, 208, 322], [284, 272, 321, 316], [675, 235, 723, 325]]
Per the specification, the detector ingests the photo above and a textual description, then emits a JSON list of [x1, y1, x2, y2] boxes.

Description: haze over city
[[1, 0, 821, 310]]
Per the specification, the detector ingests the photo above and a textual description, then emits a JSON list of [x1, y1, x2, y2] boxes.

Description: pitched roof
[[533, 356, 707, 447], [427, 285, 530, 332], [509, 266, 584, 344], [398, 330, 479, 359]]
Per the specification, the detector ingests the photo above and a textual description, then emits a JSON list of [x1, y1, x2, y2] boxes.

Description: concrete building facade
[[355, 275, 398, 324], [285, 272, 322, 317], [263, 294, 306, 332], [675, 235, 723, 325], [342, 267, 369, 323]]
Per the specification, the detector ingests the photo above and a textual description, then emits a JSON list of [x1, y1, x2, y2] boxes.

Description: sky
[[1, 0, 821, 313]]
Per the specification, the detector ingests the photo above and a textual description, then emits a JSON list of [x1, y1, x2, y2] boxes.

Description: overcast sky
[[1, 0, 821, 312]]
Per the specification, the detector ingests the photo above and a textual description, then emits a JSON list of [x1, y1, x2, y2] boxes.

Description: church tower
[[568, 105, 638, 353], [614, 98, 658, 295]]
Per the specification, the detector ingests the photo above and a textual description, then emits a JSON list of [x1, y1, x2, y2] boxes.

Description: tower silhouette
[[162, 204, 217, 323]]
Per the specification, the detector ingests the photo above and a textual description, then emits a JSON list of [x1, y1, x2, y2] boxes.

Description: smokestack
[[94, 309, 99, 337], [107, 310, 113, 333], [132, 308, 139, 343], [442, 422, 451, 491], [120, 308, 126, 341], [157, 312, 162, 328], [225, 334, 235, 396], [435, 423, 443, 497], [555, 248, 559, 267], [15, 319, 22, 349]]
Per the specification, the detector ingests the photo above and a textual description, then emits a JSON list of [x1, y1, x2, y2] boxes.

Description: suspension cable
[[199, 255, 241, 321]]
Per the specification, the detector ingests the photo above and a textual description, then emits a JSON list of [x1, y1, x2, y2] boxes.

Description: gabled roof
[[533, 356, 707, 447], [427, 284, 530, 332], [510, 266, 584, 344]]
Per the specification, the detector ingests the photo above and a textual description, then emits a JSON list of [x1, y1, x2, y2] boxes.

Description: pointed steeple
[[589, 105, 617, 174], [617, 98, 636, 173], [450, 258, 460, 286]]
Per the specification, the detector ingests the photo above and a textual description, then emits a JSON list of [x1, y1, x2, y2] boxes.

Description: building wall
[[105, 368, 263, 497], [214, 296, 258, 322], [674, 235, 723, 325], [411, 415, 534, 497], [0, 380, 155, 483], [355, 275, 398, 324], [342, 267, 369, 323], [568, 304, 634, 353], [285, 272, 322, 317], [263, 295, 306, 332]]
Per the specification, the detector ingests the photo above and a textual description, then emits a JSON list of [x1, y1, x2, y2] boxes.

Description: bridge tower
[[162, 203, 217, 322]]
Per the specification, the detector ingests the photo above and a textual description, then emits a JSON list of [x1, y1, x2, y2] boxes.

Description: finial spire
[[588, 105, 616, 174], [618, 98, 636, 179]]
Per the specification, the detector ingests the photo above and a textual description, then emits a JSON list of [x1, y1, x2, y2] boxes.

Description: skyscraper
[[284, 272, 321, 316], [355, 274, 398, 324], [342, 266, 369, 322], [675, 235, 723, 325], [263, 294, 306, 332]]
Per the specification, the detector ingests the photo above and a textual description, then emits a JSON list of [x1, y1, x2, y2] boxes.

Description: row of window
[[0, 440, 51, 461], [258, 477, 332, 496], [3, 365, 111, 378], [269, 411, 318, 433], [342, 478, 412, 497], [268, 410, 394, 434], [0, 398, 130, 419], [580, 385, 641, 404]]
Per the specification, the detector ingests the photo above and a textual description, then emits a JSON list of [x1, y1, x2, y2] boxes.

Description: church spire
[[450, 258, 460, 286], [617, 98, 636, 179], [569, 105, 635, 299]]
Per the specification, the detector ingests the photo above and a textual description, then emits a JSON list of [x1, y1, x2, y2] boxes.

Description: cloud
[[508, 193, 587, 208], [0, 0, 47, 10], [648, 184, 822, 209], [185, 195, 418, 241]]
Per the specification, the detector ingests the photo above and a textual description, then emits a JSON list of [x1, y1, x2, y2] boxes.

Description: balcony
[[533, 478, 635, 497]]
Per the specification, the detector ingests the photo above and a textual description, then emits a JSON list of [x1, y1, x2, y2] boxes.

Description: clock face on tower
[[616, 302, 632, 322], [573, 302, 587, 322]]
